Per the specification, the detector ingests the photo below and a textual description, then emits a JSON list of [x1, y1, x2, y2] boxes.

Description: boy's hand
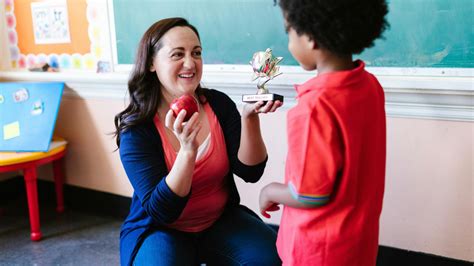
[[259, 184, 281, 218], [261, 203, 280, 219]]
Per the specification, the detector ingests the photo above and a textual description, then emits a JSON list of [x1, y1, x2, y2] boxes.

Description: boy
[[259, 0, 389, 265]]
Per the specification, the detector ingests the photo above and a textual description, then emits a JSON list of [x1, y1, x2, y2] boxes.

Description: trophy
[[242, 48, 284, 103]]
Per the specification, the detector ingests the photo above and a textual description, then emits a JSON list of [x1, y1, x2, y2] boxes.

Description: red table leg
[[23, 167, 42, 241], [52, 158, 65, 213]]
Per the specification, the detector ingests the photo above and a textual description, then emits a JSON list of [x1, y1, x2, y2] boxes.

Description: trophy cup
[[242, 48, 284, 103]]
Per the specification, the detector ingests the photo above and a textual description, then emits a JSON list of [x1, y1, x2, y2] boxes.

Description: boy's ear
[[309, 37, 319, 50], [150, 63, 156, 72], [312, 41, 320, 50]]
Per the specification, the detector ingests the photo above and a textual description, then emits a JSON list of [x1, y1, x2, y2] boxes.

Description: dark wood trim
[[376, 246, 472, 266], [0, 176, 24, 204], [0, 176, 131, 219]]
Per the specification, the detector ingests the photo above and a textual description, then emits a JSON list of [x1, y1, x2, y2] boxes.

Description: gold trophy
[[242, 48, 284, 103]]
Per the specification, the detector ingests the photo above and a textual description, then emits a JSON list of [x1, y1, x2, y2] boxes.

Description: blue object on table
[[0, 82, 64, 152]]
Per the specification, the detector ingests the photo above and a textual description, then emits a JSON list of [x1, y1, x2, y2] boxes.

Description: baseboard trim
[[0, 176, 24, 205], [0, 176, 131, 219], [1, 176, 472, 265], [376, 246, 472, 266]]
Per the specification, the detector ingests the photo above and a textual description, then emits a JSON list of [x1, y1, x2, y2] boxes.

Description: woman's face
[[150, 26, 203, 101]]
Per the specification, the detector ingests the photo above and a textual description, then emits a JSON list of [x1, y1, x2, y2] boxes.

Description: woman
[[114, 17, 282, 266]]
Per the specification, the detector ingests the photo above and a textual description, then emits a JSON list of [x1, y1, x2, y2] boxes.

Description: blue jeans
[[133, 206, 281, 266]]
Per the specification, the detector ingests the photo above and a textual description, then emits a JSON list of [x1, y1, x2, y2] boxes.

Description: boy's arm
[[259, 182, 328, 218]]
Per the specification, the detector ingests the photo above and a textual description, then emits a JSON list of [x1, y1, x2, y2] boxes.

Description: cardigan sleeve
[[119, 122, 189, 224], [207, 89, 267, 183]]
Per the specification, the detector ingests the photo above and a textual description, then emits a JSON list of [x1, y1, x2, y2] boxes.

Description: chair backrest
[[0, 82, 64, 152]]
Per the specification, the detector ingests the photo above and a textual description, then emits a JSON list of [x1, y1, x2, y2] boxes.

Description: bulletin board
[[5, 0, 110, 70], [14, 0, 89, 55], [0, 82, 64, 152]]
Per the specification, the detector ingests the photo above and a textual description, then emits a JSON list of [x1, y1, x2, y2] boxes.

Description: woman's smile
[[178, 73, 195, 78]]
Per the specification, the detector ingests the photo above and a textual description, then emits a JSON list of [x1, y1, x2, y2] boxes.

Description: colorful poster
[[31, 0, 71, 44]]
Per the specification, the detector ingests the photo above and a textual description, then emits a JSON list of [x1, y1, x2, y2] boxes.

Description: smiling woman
[[113, 17, 283, 266]]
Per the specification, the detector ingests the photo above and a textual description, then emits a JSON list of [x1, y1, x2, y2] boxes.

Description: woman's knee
[[200, 206, 281, 265], [133, 229, 197, 266]]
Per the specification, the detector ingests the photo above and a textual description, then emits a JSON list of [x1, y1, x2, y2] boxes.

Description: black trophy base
[[242, 93, 284, 103]]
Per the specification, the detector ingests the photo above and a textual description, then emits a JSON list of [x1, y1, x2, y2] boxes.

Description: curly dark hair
[[114, 17, 204, 148], [275, 0, 389, 56]]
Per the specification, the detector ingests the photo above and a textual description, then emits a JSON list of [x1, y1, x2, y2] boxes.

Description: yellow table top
[[0, 138, 67, 166]]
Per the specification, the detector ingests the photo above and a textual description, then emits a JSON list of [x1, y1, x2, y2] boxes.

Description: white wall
[[380, 118, 473, 261]]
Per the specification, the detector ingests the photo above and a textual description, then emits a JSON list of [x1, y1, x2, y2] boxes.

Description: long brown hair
[[113, 17, 203, 148]]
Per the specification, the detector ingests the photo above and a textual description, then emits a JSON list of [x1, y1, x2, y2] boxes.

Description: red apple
[[170, 94, 199, 122]]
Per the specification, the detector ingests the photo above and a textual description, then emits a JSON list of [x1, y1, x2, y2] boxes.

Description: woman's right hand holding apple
[[165, 109, 201, 155]]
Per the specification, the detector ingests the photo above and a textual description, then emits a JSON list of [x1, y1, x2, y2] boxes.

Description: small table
[[0, 138, 67, 241]]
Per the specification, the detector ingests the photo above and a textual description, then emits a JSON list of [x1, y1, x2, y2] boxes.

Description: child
[[259, 0, 389, 265]]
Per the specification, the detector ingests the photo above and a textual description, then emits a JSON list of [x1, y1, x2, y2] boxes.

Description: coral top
[[154, 103, 229, 232]]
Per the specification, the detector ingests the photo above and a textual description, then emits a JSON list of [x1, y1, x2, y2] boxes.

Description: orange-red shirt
[[277, 61, 386, 265], [154, 103, 229, 232]]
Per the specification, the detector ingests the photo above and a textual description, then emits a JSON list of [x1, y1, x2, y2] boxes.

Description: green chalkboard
[[113, 0, 473, 68]]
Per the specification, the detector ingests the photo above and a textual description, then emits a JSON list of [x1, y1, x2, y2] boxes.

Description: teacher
[[114, 17, 282, 266]]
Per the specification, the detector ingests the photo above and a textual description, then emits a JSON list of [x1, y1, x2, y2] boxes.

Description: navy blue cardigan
[[119, 89, 267, 265]]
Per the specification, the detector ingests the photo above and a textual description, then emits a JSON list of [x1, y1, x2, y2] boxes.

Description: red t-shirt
[[277, 61, 386, 265], [154, 103, 229, 232]]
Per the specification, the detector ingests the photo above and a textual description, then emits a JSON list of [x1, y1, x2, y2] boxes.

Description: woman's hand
[[242, 100, 283, 119], [163, 109, 200, 197], [165, 109, 201, 154]]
